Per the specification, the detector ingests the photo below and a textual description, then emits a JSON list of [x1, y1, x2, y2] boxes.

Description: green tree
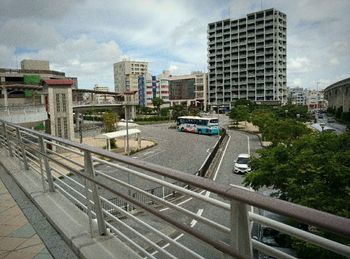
[[102, 111, 119, 148], [152, 97, 164, 115], [188, 106, 200, 116], [229, 105, 249, 125], [171, 105, 188, 120], [103, 111, 118, 132], [244, 131, 350, 258], [264, 119, 311, 145], [232, 99, 256, 112]]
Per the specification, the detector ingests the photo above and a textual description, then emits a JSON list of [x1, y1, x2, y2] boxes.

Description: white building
[[113, 59, 148, 103], [288, 87, 306, 106], [144, 71, 170, 108], [207, 8, 287, 110], [306, 90, 327, 110], [92, 84, 114, 104]]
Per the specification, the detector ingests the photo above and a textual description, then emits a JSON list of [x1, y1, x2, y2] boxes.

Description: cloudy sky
[[1, 0, 349, 90]]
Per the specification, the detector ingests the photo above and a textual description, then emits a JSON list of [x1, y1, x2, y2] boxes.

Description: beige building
[[43, 79, 75, 141], [0, 59, 78, 90], [324, 77, 350, 113], [168, 72, 208, 110], [92, 84, 114, 103], [113, 60, 148, 102]]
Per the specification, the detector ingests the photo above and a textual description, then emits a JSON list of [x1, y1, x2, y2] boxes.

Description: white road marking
[[190, 208, 204, 227], [143, 150, 155, 156], [143, 150, 165, 159], [205, 134, 231, 197], [247, 135, 250, 155], [158, 190, 206, 212]]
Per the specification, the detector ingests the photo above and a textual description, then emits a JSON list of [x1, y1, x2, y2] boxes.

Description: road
[[167, 116, 262, 258], [71, 117, 262, 257]]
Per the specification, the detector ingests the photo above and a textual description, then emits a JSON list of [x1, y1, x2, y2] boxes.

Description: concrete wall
[[21, 60, 50, 70]]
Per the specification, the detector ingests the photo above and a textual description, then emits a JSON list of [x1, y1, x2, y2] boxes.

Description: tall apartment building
[[113, 60, 148, 103], [207, 8, 287, 109]]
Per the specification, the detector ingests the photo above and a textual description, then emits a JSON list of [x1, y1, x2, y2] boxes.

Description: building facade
[[207, 8, 287, 110], [306, 90, 327, 110], [113, 60, 148, 103], [324, 77, 350, 113], [168, 72, 207, 110], [288, 87, 306, 106], [92, 84, 114, 104]]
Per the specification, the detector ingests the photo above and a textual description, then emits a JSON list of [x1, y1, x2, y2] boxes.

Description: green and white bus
[[176, 116, 219, 135]]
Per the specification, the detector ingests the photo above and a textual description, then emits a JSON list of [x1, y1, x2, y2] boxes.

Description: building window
[[61, 94, 67, 112], [56, 118, 62, 137], [63, 118, 68, 139], [56, 94, 61, 112]]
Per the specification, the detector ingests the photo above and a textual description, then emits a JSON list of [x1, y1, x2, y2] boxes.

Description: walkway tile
[[9, 223, 36, 238], [0, 236, 27, 251]]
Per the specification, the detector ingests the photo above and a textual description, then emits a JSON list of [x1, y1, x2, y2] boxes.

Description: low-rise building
[[288, 87, 306, 106]]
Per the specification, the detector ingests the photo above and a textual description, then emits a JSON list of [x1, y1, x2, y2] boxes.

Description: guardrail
[[0, 118, 349, 259]]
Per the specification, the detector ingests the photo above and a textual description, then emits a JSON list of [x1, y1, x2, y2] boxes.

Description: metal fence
[[0, 118, 349, 259]]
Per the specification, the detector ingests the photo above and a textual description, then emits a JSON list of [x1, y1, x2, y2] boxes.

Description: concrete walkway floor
[[0, 166, 77, 259]]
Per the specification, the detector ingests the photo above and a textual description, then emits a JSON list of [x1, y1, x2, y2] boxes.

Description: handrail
[[1, 118, 350, 238], [1, 118, 350, 259]]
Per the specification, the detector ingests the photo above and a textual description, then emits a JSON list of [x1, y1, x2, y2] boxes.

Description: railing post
[[84, 150, 106, 236], [16, 128, 29, 170], [83, 178, 94, 238], [230, 200, 253, 258], [39, 136, 54, 192], [2, 122, 13, 157]]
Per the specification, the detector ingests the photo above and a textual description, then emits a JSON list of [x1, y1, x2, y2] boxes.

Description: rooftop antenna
[[261, 0, 263, 10]]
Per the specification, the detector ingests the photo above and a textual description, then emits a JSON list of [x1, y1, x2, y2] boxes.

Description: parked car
[[233, 153, 251, 174]]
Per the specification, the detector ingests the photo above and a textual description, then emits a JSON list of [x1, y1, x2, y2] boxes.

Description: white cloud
[[1, 0, 350, 90], [288, 57, 311, 73], [0, 19, 63, 49], [17, 35, 123, 88]]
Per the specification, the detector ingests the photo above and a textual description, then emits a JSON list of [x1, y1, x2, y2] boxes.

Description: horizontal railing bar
[[101, 196, 204, 258], [54, 182, 88, 212], [50, 169, 87, 202], [102, 208, 177, 259], [20, 130, 39, 140], [43, 157, 245, 258], [44, 139, 83, 156], [104, 221, 156, 259], [94, 159, 230, 210], [97, 169, 230, 234], [252, 239, 297, 259], [2, 119, 350, 237], [50, 167, 86, 190], [250, 213, 350, 257], [46, 149, 84, 169]]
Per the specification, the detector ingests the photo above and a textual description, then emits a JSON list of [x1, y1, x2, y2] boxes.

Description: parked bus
[[176, 116, 219, 135]]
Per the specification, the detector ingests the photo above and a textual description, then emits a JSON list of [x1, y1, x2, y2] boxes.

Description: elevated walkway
[[0, 150, 140, 259]]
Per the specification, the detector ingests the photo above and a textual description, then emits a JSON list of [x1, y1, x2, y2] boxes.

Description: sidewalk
[[0, 176, 53, 259], [0, 164, 77, 259]]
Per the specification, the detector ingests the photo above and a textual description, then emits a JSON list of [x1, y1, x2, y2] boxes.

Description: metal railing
[[0, 118, 349, 259]]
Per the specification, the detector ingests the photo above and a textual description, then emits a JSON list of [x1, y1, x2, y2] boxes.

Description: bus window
[[209, 119, 218, 124]]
